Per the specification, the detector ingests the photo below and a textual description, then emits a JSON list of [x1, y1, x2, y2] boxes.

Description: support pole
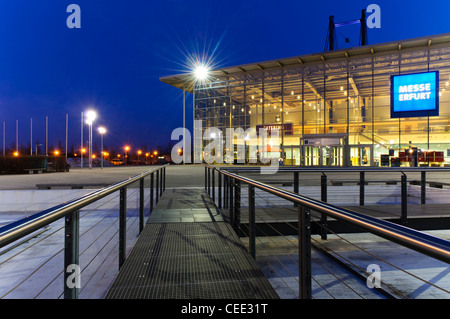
[[320, 173, 328, 240], [298, 205, 312, 299], [139, 178, 144, 233], [248, 184, 256, 259], [119, 188, 127, 269], [64, 210, 80, 299], [401, 173, 408, 225]]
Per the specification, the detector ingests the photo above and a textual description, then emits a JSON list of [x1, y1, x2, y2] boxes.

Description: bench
[[330, 180, 399, 186], [36, 183, 109, 189]]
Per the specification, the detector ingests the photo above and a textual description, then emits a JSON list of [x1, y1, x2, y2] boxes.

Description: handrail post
[[218, 171, 222, 209], [204, 166, 207, 191], [163, 166, 166, 191], [150, 172, 154, 214], [293, 172, 299, 207], [224, 175, 229, 209], [360, 171, 365, 206], [64, 209, 79, 299], [421, 171, 426, 205], [229, 177, 234, 227], [401, 172, 408, 225], [139, 178, 144, 233], [207, 168, 210, 195], [298, 205, 312, 299], [248, 184, 256, 259], [119, 187, 127, 269], [160, 167, 163, 196], [320, 172, 327, 240], [156, 170, 159, 203], [212, 168, 215, 204], [234, 177, 241, 234]]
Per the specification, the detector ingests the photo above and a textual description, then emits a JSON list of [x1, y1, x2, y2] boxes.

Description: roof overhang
[[159, 32, 450, 93]]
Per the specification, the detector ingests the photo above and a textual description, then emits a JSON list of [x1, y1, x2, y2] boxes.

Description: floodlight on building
[[193, 64, 210, 81]]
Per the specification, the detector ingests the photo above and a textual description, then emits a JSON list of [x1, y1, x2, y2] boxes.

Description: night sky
[[0, 0, 448, 154]]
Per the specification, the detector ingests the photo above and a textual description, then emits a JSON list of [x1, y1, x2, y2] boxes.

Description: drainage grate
[[106, 222, 279, 299]]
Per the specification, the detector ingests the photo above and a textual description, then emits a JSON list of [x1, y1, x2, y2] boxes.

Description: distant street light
[[98, 127, 106, 169], [124, 146, 130, 164], [138, 150, 142, 161], [85, 110, 97, 169]]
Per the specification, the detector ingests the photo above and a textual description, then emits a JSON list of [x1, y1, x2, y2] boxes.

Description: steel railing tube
[[0, 166, 166, 249], [203, 165, 450, 264]]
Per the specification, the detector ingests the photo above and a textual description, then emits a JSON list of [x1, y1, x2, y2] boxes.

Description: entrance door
[[350, 145, 372, 166], [301, 133, 348, 167], [284, 147, 301, 166], [322, 145, 341, 166], [304, 145, 321, 166]]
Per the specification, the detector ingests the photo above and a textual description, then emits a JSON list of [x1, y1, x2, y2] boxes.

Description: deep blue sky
[[0, 0, 448, 154]]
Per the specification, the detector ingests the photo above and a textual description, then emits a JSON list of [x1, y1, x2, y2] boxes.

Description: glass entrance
[[350, 145, 372, 166], [301, 133, 347, 167], [284, 147, 301, 166], [322, 145, 341, 166], [304, 146, 321, 166]]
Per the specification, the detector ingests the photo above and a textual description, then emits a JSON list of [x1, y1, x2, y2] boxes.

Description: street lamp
[[85, 110, 97, 169], [124, 146, 130, 164], [98, 127, 106, 169], [138, 150, 142, 162]]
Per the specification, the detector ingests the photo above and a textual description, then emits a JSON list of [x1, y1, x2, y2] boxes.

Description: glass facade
[[162, 35, 450, 167]]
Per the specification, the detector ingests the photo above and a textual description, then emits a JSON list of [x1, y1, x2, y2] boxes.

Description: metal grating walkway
[[105, 189, 279, 299]]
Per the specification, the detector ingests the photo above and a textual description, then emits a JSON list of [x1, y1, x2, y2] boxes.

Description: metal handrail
[[204, 164, 450, 264], [219, 166, 450, 172], [0, 164, 168, 249]]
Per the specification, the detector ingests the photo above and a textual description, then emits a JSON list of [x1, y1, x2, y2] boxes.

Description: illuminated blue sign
[[391, 71, 439, 118]]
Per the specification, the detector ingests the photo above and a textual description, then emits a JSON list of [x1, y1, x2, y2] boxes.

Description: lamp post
[[85, 110, 97, 169], [98, 127, 106, 169], [125, 146, 130, 165]]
